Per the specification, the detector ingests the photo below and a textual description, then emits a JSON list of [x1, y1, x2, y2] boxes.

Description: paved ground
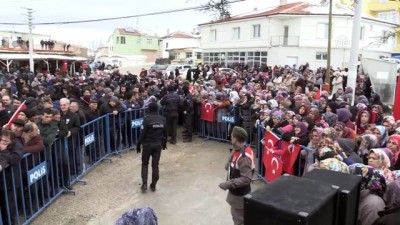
[[31, 134, 265, 225]]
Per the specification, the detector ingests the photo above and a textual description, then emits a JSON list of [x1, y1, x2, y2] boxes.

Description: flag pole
[[6, 100, 26, 127]]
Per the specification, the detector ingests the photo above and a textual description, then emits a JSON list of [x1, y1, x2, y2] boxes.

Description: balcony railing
[[270, 36, 299, 47]]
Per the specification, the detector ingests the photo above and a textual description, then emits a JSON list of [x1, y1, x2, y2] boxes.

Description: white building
[[198, 1, 397, 70], [0, 30, 50, 50], [160, 31, 202, 64]]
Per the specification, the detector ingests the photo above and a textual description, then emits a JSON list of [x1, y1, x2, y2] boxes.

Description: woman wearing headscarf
[[331, 71, 343, 95], [374, 125, 388, 148], [281, 121, 310, 146], [321, 112, 338, 127], [336, 108, 356, 131], [343, 86, 353, 104], [333, 122, 357, 140], [356, 110, 374, 135], [326, 100, 339, 114], [349, 164, 387, 225], [316, 145, 349, 173], [368, 148, 399, 183], [388, 135, 400, 171], [358, 134, 380, 164], [373, 179, 400, 225]]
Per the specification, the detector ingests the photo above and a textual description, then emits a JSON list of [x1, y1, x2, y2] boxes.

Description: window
[[136, 38, 141, 44], [186, 52, 192, 58], [116, 37, 120, 44], [317, 23, 329, 39], [210, 29, 217, 41], [360, 27, 365, 40], [378, 12, 389, 22], [316, 52, 328, 61], [253, 24, 260, 38], [146, 39, 152, 45], [120, 36, 126, 44], [233, 27, 240, 40], [390, 11, 399, 24], [196, 52, 202, 59], [166, 42, 168, 49]]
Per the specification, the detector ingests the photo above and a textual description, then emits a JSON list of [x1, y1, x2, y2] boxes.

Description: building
[[362, 0, 400, 56], [198, 1, 397, 69], [108, 28, 159, 63], [159, 31, 202, 64]]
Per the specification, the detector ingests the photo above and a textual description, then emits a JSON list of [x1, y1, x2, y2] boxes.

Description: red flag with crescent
[[281, 141, 301, 175], [201, 102, 215, 122], [263, 131, 283, 182]]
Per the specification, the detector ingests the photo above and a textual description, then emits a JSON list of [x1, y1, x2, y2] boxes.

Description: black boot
[[141, 183, 147, 192], [150, 183, 156, 192]]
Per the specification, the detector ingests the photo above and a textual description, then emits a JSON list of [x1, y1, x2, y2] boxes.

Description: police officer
[[160, 85, 181, 145], [181, 85, 193, 142], [219, 126, 255, 225], [137, 102, 167, 192]]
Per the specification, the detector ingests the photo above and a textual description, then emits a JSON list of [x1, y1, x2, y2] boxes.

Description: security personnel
[[181, 85, 193, 142], [219, 126, 255, 225], [136, 102, 167, 192], [160, 85, 181, 145]]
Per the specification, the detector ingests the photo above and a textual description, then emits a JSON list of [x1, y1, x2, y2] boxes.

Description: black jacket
[[137, 113, 167, 145], [58, 110, 81, 138]]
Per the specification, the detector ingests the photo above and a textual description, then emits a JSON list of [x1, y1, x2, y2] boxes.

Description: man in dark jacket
[[37, 108, 58, 147], [100, 96, 124, 151], [58, 98, 81, 190], [0, 130, 24, 225], [84, 99, 100, 122], [160, 85, 181, 144], [181, 85, 193, 142], [0, 102, 11, 128]]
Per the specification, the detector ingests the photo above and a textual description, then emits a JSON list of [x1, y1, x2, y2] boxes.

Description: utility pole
[[26, 8, 34, 73], [325, 0, 333, 88], [348, 0, 363, 106]]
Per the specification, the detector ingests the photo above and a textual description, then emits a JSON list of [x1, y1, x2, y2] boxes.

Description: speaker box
[[303, 169, 362, 225], [244, 175, 337, 225]]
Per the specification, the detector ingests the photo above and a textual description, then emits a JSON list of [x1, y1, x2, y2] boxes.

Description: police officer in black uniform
[[136, 102, 167, 192], [160, 85, 181, 145], [182, 85, 193, 142]]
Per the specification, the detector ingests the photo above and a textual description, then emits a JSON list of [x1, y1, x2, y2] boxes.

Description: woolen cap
[[232, 126, 248, 141]]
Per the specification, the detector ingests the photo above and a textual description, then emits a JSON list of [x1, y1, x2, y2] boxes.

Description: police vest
[[229, 145, 255, 196]]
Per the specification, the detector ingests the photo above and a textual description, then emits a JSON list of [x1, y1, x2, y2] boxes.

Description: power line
[[0, 0, 244, 26]]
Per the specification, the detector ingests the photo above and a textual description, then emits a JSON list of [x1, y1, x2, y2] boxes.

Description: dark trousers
[[141, 143, 162, 185], [183, 113, 193, 136], [167, 111, 178, 142]]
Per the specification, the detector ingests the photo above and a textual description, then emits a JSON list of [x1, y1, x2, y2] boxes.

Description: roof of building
[[161, 31, 199, 39], [199, 1, 399, 26], [116, 28, 158, 37], [0, 53, 86, 61]]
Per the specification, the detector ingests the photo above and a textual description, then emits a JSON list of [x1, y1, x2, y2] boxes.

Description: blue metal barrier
[[193, 103, 255, 146]]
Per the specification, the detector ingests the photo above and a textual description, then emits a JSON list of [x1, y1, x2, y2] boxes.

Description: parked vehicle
[[165, 64, 192, 76], [148, 64, 167, 74]]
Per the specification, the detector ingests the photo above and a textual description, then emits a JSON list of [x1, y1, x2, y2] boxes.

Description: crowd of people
[[0, 61, 399, 224]]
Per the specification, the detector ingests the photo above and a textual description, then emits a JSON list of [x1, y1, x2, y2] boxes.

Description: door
[[283, 26, 289, 46], [286, 56, 298, 67]]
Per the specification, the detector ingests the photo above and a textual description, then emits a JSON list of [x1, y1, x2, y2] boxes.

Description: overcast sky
[[0, 0, 284, 48]]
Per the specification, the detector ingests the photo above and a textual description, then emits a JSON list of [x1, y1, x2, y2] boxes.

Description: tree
[[200, 0, 231, 20]]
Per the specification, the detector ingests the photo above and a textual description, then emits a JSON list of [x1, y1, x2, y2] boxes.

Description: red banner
[[201, 102, 215, 122], [263, 131, 283, 182], [7, 101, 27, 129], [281, 141, 301, 175], [394, 76, 400, 120]]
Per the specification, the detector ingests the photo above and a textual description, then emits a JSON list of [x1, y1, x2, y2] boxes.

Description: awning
[[0, 53, 87, 61]]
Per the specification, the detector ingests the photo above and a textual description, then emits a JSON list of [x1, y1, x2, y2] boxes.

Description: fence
[[0, 108, 147, 225], [193, 103, 256, 146]]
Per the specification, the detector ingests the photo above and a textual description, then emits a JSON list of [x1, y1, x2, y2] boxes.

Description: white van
[[165, 64, 192, 76]]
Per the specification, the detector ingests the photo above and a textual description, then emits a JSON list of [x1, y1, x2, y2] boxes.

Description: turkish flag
[[281, 141, 301, 175], [201, 102, 215, 122], [7, 100, 27, 129], [263, 131, 283, 182]]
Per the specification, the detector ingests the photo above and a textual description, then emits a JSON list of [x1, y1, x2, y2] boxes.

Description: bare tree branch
[[199, 0, 231, 20]]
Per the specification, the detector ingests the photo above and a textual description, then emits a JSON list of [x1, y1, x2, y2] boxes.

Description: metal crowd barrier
[[193, 103, 255, 146], [0, 108, 148, 225], [255, 125, 312, 182]]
